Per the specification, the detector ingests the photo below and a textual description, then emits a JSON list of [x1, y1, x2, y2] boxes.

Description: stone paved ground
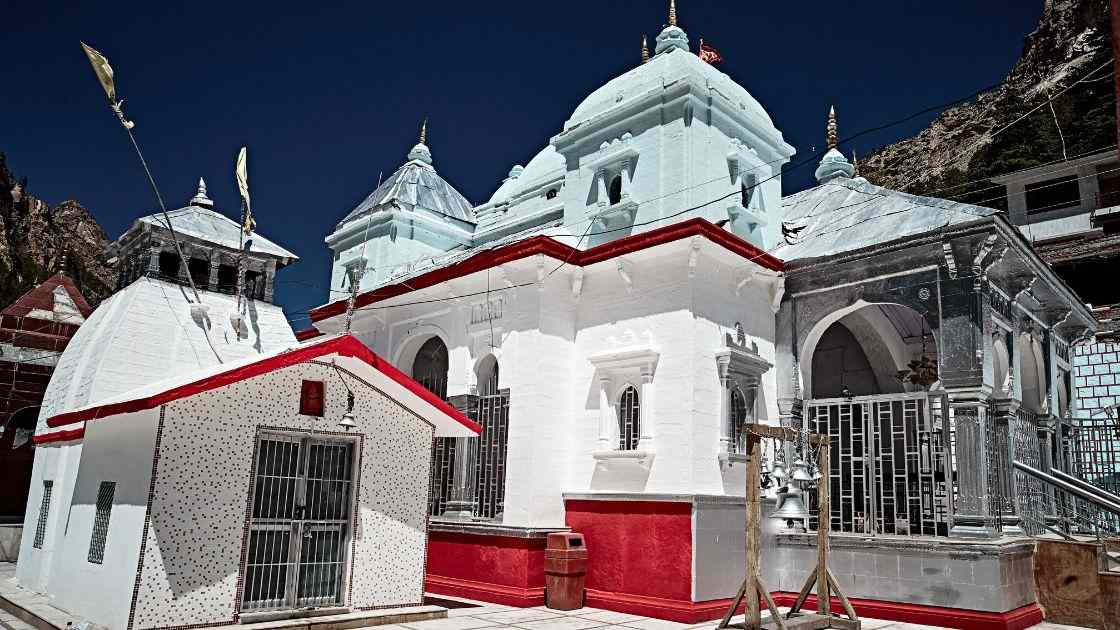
[[398, 598, 1090, 630]]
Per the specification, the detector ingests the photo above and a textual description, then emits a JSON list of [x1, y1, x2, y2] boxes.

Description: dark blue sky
[[5, 1, 1041, 327]]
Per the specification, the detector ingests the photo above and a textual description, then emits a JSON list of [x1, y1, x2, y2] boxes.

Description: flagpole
[[81, 42, 201, 304]]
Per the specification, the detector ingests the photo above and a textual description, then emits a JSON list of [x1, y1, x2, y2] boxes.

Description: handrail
[[1012, 461, 1120, 516], [1050, 468, 1120, 510]]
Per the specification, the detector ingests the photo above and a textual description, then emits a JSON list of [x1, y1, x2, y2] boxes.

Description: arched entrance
[[473, 355, 509, 520], [801, 302, 949, 536], [409, 336, 454, 516]]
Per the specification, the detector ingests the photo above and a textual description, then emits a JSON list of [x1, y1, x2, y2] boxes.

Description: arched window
[[608, 175, 622, 205], [617, 386, 641, 450], [477, 356, 500, 396], [412, 336, 449, 399], [729, 387, 748, 454]]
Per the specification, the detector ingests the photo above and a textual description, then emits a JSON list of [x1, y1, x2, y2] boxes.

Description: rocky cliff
[[0, 153, 114, 309], [861, 0, 1114, 202]]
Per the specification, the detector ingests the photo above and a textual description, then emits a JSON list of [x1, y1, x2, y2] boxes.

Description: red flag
[[698, 39, 723, 64]]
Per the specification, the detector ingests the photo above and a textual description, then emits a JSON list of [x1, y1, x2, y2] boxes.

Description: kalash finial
[[827, 106, 838, 150], [655, 0, 688, 54], [189, 177, 214, 208], [642, 35, 650, 63], [852, 151, 860, 177], [408, 118, 434, 165]]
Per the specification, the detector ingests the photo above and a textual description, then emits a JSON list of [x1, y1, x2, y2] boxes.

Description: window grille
[[88, 481, 116, 564], [729, 387, 748, 454], [33, 481, 53, 549], [413, 337, 454, 517], [618, 386, 641, 451]]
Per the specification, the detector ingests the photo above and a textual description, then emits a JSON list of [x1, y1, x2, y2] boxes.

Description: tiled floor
[[392, 598, 1092, 630]]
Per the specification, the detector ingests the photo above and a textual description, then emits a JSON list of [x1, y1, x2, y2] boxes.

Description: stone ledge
[[776, 531, 1036, 557], [427, 520, 568, 539]]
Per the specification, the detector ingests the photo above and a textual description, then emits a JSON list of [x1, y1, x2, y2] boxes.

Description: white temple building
[[307, 5, 1097, 629]]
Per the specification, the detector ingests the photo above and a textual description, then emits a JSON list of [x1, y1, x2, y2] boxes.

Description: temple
[[307, 4, 1098, 628]]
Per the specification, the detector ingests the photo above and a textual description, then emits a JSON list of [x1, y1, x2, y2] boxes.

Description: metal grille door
[[474, 389, 510, 519], [242, 435, 354, 612], [729, 388, 748, 455], [807, 393, 950, 536]]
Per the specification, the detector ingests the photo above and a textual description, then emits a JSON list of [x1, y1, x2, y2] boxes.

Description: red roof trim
[[309, 218, 782, 322], [33, 427, 85, 445], [295, 327, 324, 341], [46, 335, 481, 435], [2, 273, 94, 318]]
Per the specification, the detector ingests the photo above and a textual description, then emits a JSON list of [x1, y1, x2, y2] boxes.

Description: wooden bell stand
[[717, 424, 860, 630]]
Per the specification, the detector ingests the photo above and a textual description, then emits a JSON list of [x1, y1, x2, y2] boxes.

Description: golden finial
[[669, 0, 678, 27], [419, 117, 428, 145], [852, 151, 860, 177], [642, 35, 650, 63], [827, 106, 838, 150]]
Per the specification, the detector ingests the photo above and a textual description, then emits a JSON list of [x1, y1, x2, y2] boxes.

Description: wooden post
[[816, 439, 830, 617], [1111, 0, 1120, 162], [745, 433, 762, 630]]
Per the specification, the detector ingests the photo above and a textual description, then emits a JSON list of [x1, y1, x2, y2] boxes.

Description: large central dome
[[564, 45, 773, 131]]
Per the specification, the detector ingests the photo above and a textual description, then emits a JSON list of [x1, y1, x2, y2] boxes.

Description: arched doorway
[[802, 302, 948, 536], [474, 355, 509, 520], [411, 336, 453, 516]]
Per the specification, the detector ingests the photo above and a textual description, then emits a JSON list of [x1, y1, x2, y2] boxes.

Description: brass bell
[[772, 483, 809, 529], [790, 458, 813, 482]]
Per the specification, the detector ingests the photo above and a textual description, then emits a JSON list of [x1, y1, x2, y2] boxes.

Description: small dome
[[815, 148, 854, 183], [408, 142, 433, 165], [487, 145, 565, 204]]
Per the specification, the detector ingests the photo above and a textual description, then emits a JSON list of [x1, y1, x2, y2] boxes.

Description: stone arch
[[475, 353, 500, 396], [800, 300, 939, 399], [396, 332, 450, 399]]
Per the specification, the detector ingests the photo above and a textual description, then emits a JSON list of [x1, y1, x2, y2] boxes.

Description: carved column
[[443, 393, 480, 519], [948, 391, 999, 538], [598, 376, 613, 450], [207, 249, 220, 292], [620, 159, 632, 199], [147, 239, 162, 277], [718, 370, 732, 455], [596, 169, 608, 207], [990, 398, 1021, 534]]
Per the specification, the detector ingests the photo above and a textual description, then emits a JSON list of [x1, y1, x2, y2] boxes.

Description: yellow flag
[[236, 147, 255, 234], [80, 42, 134, 129]]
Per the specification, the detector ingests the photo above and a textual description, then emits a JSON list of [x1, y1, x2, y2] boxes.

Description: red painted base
[[425, 574, 544, 608], [767, 592, 1044, 630]]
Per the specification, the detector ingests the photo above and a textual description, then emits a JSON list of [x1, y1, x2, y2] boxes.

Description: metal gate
[[806, 393, 951, 536], [474, 389, 509, 519], [242, 434, 355, 612]]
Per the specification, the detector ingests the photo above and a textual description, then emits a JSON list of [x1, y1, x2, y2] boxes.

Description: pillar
[[719, 373, 732, 455], [990, 398, 1021, 534], [596, 169, 608, 207], [638, 367, 654, 450], [598, 377, 613, 450], [948, 390, 1000, 538], [443, 393, 479, 519], [147, 239, 162, 276], [207, 249, 220, 293], [620, 159, 632, 199]]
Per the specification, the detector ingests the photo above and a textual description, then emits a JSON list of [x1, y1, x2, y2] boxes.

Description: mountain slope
[[861, 0, 1114, 202], [0, 153, 114, 309]]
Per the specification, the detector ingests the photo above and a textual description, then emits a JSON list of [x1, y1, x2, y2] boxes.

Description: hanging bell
[[338, 391, 357, 430], [790, 458, 813, 482], [770, 460, 787, 480], [772, 483, 809, 527]]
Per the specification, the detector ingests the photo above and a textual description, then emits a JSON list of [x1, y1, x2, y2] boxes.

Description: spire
[[655, 0, 688, 54], [408, 118, 433, 165], [642, 35, 650, 63], [189, 177, 214, 208], [814, 106, 854, 183], [827, 106, 838, 150], [852, 151, 860, 178]]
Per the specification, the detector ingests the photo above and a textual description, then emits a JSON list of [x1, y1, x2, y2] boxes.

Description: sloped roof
[[137, 205, 299, 261], [41, 334, 479, 440], [1, 273, 92, 321], [776, 177, 999, 262], [337, 159, 475, 229]]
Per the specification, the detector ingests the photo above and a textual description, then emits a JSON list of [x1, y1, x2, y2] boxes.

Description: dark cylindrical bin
[[544, 532, 587, 610]]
